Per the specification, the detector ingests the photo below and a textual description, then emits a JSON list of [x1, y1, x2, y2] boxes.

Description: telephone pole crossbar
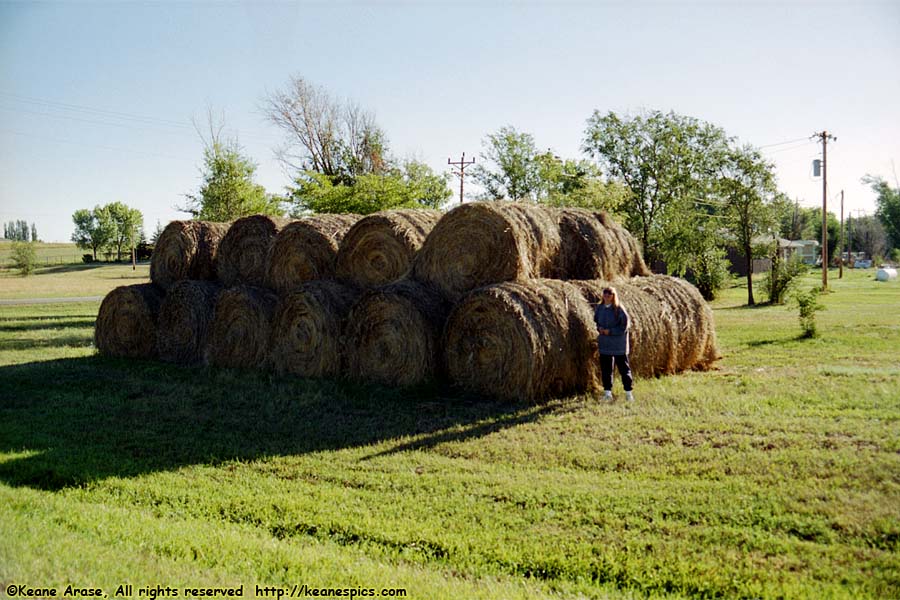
[[448, 152, 476, 204]]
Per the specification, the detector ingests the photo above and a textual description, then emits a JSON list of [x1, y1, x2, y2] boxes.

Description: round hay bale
[[344, 280, 451, 387], [157, 280, 223, 365], [558, 209, 649, 280], [335, 209, 442, 288], [413, 201, 562, 302], [94, 284, 163, 359], [444, 279, 597, 401], [265, 214, 361, 293], [150, 220, 230, 290], [572, 275, 718, 377], [217, 215, 291, 288], [206, 285, 278, 370], [269, 280, 361, 378]]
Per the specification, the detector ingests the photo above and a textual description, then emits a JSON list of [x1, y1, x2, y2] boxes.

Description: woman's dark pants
[[599, 354, 633, 392]]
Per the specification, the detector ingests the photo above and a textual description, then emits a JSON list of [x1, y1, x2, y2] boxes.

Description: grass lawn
[[0, 262, 150, 300], [0, 269, 898, 599], [0, 240, 87, 267]]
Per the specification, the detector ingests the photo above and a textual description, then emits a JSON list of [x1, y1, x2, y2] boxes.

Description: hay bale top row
[[150, 203, 648, 297]]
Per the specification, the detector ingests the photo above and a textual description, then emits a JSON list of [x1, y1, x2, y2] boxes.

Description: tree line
[[3, 220, 38, 242]]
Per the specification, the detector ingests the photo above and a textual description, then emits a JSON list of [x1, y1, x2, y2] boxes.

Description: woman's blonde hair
[[602, 286, 620, 309]]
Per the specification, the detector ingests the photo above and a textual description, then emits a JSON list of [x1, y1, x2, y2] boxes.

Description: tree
[[863, 174, 900, 251], [288, 160, 451, 216], [809, 208, 840, 265], [71, 206, 115, 261], [264, 76, 388, 184], [11, 241, 36, 276], [182, 113, 282, 221], [471, 126, 541, 201], [848, 214, 888, 261], [30, 222, 38, 242], [106, 202, 144, 262], [717, 144, 778, 305], [583, 110, 730, 267]]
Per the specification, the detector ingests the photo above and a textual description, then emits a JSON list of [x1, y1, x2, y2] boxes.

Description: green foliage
[[289, 160, 451, 216], [183, 140, 281, 221], [582, 109, 730, 266], [4, 220, 34, 242], [764, 252, 807, 305], [691, 246, 732, 300], [10, 241, 36, 276], [471, 126, 541, 201], [793, 286, 825, 338], [809, 208, 841, 264], [863, 174, 900, 250], [891, 248, 900, 263], [105, 202, 144, 262], [71, 206, 116, 261]]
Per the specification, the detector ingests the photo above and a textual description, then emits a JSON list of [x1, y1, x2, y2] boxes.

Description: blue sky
[[1, 0, 898, 242]]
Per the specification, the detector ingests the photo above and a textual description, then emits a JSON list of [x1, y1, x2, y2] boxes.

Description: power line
[[758, 136, 812, 149], [0, 128, 194, 161]]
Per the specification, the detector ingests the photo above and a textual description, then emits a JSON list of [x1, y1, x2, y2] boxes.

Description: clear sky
[[1, 0, 898, 242]]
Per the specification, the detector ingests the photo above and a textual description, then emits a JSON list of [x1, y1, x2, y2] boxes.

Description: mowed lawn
[[0, 269, 898, 599]]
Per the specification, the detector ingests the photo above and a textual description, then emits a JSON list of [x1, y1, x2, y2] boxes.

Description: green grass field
[[1, 270, 898, 599], [0, 240, 87, 267]]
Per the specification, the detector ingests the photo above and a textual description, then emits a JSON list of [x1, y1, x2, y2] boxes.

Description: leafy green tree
[[183, 139, 281, 221], [809, 208, 840, 265], [289, 160, 451, 216], [11, 241, 36, 276], [30, 222, 38, 242], [105, 202, 144, 262], [71, 206, 116, 261], [717, 144, 778, 305], [582, 109, 730, 266], [472, 126, 541, 201], [863, 174, 900, 250], [534, 153, 628, 213]]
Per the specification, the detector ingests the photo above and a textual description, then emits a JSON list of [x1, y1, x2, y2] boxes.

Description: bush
[[690, 246, 731, 301], [764, 252, 806, 305], [793, 287, 825, 338], [11, 241, 37, 276], [891, 248, 900, 264], [82, 254, 96, 264]]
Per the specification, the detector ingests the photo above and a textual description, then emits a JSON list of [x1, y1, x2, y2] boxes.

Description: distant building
[[725, 238, 819, 277]]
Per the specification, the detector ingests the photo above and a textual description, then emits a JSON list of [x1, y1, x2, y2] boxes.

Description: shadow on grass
[[0, 356, 552, 491], [36, 263, 106, 275], [0, 317, 96, 333]]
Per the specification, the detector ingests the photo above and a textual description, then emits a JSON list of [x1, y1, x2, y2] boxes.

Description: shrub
[[765, 252, 806, 305], [11, 241, 37, 276], [690, 246, 731, 301], [891, 248, 900, 264], [82, 254, 95, 264], [793, 287, 825, 338]]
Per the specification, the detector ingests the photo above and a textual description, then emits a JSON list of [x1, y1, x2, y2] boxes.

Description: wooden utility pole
[[448, 152, 476, 204], [839, 190, 844, 279], [813, 131, 836, 290]]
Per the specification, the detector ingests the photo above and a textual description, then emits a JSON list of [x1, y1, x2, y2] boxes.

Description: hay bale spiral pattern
[[344, 280, 451, 386], [269, 280, 361, 378], [206, 285, 279, 370], [217, 215, 291, 288], [95, 284, 164, 359], [336, 209, 441, 288], [265, 214, 361, 293], [157, 280, 222, 365], [150, 221, 230, 290], [557, 208, 649, 280]]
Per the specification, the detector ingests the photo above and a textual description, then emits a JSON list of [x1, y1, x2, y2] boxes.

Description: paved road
[[0, 296, 104, 306]]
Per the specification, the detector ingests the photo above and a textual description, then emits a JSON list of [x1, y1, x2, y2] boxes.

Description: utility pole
[[813, 130, 836, 290], [839, 190, 844, 279], [448, 152, 476, 204]]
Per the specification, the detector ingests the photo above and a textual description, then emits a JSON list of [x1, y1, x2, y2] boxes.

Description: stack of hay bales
[[95, 203, 718, 402]]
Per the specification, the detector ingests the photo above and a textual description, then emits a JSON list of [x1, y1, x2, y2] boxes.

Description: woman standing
[[593, 286, 634, 402]]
